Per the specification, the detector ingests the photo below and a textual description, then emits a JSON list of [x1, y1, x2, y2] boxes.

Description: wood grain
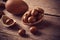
[[0, 0, 60, 40]]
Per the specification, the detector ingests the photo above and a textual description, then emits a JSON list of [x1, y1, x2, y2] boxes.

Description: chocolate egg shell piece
[[2, 15, 11, 25], [37, 14, 44, 20], [5, 19, 14, 25]]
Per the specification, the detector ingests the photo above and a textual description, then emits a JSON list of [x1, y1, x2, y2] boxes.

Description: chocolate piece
[[18, 29, 26, 36], [0, 2, 5, 11], [2, 15, 15, 25], [30, 26, 38, 33], [5, 19, 14, 25], [2, 15, 10, 24]]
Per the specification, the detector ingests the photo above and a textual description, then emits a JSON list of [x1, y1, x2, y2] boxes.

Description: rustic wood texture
[[0, 0, 60, 40]]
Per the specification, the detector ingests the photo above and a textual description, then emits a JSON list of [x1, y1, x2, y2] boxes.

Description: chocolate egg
[[28, 16, 37, 23], [24, 11, 31, 17], [18, 29, 26, 36], [31, 9, 39, 16], [5, 0, 28, 16], [37, 8, 44, 14], [23, 14, 28, 23], [30, 26, 38, 33]]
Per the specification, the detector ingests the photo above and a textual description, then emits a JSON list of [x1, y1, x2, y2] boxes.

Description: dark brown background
[[0, 0, 60, 40]]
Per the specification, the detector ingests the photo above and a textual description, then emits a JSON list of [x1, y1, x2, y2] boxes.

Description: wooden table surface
[[0, 0, 60, 40]]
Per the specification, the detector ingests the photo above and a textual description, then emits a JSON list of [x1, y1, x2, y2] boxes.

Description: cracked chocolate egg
[[22, 8, 44, 25]]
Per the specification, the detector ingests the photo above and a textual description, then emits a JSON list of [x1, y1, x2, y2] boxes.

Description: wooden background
[[0, 0, 60, 40]]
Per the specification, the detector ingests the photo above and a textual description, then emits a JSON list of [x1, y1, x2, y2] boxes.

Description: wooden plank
[[0, 0, 60, 40], [0, 14, 60, 40], [24, 0, 60, 16]]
